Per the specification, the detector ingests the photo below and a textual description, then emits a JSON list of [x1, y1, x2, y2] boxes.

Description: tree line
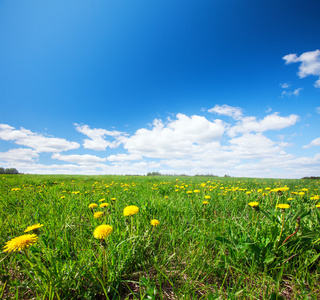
[[0, 167, 19, 174]]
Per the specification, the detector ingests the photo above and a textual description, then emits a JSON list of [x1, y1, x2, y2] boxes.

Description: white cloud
[[0, 124, 80, 153], [303, 137, 320, 149], [51, 153, 107, 164], [0, 148, 39, 165], [123, 113, 225, 158], [280, 83, 291, 89], [107, 153, 143, 162], [283, 49, 320, 87], [227, 113, 299, 137], [208, 104, 243, 120], [316, 107, 320, 114], [281, 87, 303, 97], [75, 124, 127, 151], [2, 106, 319, 178]]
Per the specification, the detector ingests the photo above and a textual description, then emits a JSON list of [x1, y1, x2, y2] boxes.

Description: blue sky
[[0, 0, 320, 178]]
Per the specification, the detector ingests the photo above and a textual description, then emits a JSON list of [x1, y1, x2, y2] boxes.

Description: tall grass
[[1, 174, 320, 299]]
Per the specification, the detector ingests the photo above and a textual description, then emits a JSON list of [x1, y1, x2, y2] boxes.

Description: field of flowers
[[1, 174, 320, 299]]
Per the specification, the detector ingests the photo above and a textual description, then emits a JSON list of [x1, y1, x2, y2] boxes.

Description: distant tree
[[0, 167, 5, 174], [147, 172, 161, 176], [302, 176, 320, 180], [5, 168, 19, 174]]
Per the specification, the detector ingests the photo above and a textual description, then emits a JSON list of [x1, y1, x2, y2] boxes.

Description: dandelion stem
[[279, 211, 285, 242]]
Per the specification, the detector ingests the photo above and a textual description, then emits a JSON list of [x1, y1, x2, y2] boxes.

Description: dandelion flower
[[111, 197, 116, 201], [248, 202, 259, 207], [204, 195, 211, 200], [276, 204, 290, 209], [3, 234, 38, 253], [316, 204, 320, 208], [99, 198, 105, 202], [202, 201, 209, 205], [24, 223, 44, 233], [100, 203, 109, 208], [150, 219, 160, 226], [123, 205, 139, 217], [89, 203, 98, 209], [94, 211, 104, 219], [93, 225, 113, 239]]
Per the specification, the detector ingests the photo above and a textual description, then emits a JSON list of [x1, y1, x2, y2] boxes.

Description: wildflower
[[287, 198, 293, 201], [194, 190, 200, 193], [316, 203, 320, 208], [24, 223, 44, 233], [100, 203, 110, 208], [99, 198, 105, 202], [204, 195, 211, 200], [3, 234, 38, 253], [276, 204, 290, 209], [150, 219, 160, 226], [89, 203, 98, 209], [93, 225, 113, 239], [202, 201, 209, 205], [186, 191, 193, 194], [123, 205, 139, 217], [94, 212, 104, 219], [248, 202, 259, 207], [111, 197, 116, 201]]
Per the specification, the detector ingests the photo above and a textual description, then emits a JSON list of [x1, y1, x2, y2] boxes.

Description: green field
[[1, 175, 320, 299]]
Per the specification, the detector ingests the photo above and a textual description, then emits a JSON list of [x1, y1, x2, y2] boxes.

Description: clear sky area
[[0, 0, 320, 178]]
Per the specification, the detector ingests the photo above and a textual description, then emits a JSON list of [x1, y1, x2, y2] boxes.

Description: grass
[[0, 174, 320, 299]]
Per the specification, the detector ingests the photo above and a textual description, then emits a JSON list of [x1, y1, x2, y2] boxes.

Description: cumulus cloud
[[0, 148, 39, 165], [316, 107, 320, 114], [51, 153, 107, 164], [3, 105, 319, 178], [303, 137, 320, 149], [123, 113, 225, 158], [283, 49, 320, 87], [227, 113, 299, 137], [75, 124, 127, 151], [107, 153, 143, 162], [208, 104, 243, 120], [0, 124, 80, 153]]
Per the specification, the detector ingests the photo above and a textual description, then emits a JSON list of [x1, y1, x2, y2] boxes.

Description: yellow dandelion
[[316, 203, 320, 208], [111, 197, 116, 201], [94, 211, 104, 219], [100, 202, 110, 208], [24, 223, 44, 233], [123, 205, 139, 217], [3, 234, 38, 253], [89, 203, 98, 209], [204, 195, 211, 200], [287, 198, 293, 201], [276, 204, 290, 209], [186, 191, 193, 194], [150, 219, 160, 226], [248, 202, 259, 207], [202, 201, 209, 205], [99, 198, 105, 202], [194, 190, 200, 193], [93, 225, 113, 239]]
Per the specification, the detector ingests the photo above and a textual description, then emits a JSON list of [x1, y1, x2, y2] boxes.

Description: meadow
[[0, 174, 320, 299]]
